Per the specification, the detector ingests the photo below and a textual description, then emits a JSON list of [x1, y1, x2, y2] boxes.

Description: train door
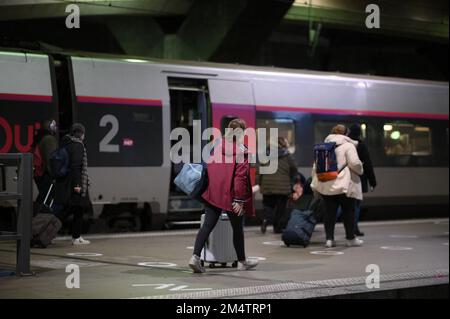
[[167, 77, 211, 223], [0, 51, 58, 229], [208, 79, 257, 184]]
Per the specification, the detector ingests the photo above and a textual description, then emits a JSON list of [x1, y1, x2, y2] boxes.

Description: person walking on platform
[[256, 137, 298, 234], [32, 119, 58, 214], [54, 123, 91, 245], [188, 118, 258, 273], [337, 124, 377, 236], [311, 124, 364, 248]]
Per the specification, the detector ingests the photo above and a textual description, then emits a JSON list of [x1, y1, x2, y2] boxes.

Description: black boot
[[260, 219, 268, 234], [355, 228, 365, 237]]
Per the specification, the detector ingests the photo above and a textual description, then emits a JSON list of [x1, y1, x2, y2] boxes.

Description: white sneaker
[[237, 259, 259, 271], [347, 237, 364, 247], [72, 237, 91, 245], [325, 240, 336, 248], [188, 255, 205, 273]]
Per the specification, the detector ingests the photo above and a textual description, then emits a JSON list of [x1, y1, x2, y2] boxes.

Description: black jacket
[[356, 140, 377, 193], [54, 135, 86, 207]]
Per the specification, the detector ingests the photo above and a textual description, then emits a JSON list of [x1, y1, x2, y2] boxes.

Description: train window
[[257, 118, 296, 154], [383, 123, 432, 156], [314, 121, 367, 144]]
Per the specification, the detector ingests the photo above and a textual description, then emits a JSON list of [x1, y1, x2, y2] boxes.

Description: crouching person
[[54, 123, 91, 245]]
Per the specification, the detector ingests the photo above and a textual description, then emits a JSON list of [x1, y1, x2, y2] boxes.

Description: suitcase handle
[[43, 183, 54, 207]]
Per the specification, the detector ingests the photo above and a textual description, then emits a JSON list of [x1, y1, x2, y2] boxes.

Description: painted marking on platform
[[137, 262, 177, 268], [66, 253, 103, 257], [389, 235, 418, 239], [132, 283, 212, 292], [248, 256, 267, 261], [310, 251, 344, 256], [380, 246, 413, 251], [31, 259, 104, 269], [262, 241, 285, 246], [133, 284, 174, 289], [186, 246, 194, 250]]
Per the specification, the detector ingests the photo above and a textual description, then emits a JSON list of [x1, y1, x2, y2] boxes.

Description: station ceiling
[[1, 0, 447, 38], [0, 0, 448, 80]]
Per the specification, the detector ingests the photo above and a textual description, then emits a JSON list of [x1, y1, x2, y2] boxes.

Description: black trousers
[[193, 204, 246, 261], [323, 194, 356, 241], [262, 194, 289, 232], [70, 204, 84, 239]]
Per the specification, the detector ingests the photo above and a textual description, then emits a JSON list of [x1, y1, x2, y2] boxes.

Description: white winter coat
[[311, 134, 364, 200]]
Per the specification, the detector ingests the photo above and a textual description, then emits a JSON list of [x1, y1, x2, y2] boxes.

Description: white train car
[[1, 51, 448, 230]]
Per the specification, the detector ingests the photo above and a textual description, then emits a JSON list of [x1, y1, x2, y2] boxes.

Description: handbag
[[174, 138, 221, 200]]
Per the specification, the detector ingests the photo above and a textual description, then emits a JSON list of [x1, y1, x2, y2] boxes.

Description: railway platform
[[0, 218, 448, 299]]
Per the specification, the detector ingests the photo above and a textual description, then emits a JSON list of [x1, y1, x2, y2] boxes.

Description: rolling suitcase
[[200, 212, 238, 268], [31, 183, 62, 248], [282, 198, 322, 248]]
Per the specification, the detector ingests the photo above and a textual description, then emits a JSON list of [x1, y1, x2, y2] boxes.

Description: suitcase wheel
[[209, 263, 216, 268], [200, 261, 205, 267], [221, 263, 227, 267], [286, 244, 290, 247], [232, 261, 238, 268]]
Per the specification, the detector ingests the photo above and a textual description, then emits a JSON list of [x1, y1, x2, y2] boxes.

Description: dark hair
[[348, 124, 362, 140], [70, 123, 86, 139]]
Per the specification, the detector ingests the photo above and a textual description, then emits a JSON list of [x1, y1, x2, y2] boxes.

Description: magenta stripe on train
[[76, 95, 162, 106], [0, 93, 52, 102]]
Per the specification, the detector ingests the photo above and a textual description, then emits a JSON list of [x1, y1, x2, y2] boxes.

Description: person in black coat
[[54, 123, 91, 245], [348, 124, 377, 236]]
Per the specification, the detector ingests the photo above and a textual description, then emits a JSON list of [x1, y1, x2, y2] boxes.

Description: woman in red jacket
[[189, 118, 258, 273]]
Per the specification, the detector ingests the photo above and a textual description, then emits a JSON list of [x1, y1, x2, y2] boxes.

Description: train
[[0, 50, 448, 231]]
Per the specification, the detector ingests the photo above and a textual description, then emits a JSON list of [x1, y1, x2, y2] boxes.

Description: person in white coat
[[311, 124, 364, 248]]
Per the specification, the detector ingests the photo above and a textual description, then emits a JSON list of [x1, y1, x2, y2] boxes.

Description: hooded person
[[311, 124, 364, 248]]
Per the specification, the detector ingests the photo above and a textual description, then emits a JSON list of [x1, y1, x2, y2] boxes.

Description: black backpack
[[49, 147, 70, 178]]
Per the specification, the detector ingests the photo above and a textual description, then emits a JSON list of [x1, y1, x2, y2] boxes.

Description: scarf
[[69, 136, 89, 197]]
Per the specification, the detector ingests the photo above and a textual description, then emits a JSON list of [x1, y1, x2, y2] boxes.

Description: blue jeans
[[337, 200, 361, 232]]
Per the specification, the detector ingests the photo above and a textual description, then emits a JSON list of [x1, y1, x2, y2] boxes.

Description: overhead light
[[356, 82, 367, 88], [361, 123, 367, 130], [123, 59, 148, 63], [415, 126, 430, 132], [383, 124, 393, 131], [390, 131, 401, 140]]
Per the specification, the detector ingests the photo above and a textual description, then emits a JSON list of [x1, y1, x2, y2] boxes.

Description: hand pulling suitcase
[[31, 183, 62, 248], [200, 212, 238, 268], [282, 198, 322, 248]]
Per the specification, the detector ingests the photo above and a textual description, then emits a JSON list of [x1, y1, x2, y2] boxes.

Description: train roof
[[1, 47, 448, 88]]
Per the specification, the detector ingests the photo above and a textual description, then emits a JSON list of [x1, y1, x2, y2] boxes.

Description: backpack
[[49, 147, 70, 178], [32, 145, 44, 178], [313, 142, 346, 182]]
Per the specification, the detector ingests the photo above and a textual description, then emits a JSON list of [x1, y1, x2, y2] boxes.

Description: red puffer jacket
[[201, 139, 255, 217]]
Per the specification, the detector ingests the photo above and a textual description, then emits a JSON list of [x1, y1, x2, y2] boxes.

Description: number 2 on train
[[99, 114, 120, 153]]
